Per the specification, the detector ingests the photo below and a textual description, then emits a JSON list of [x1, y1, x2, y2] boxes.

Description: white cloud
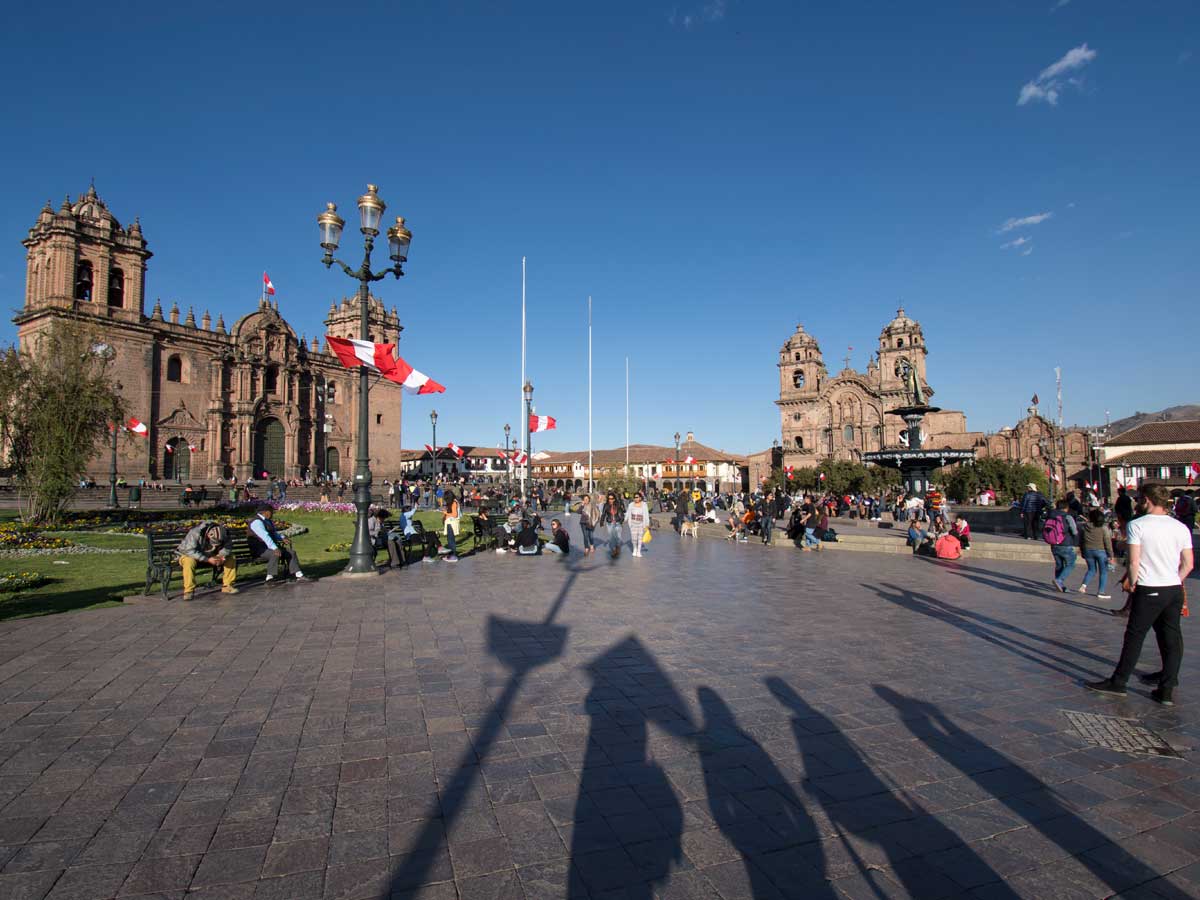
[[1051, 0, 1071, 11], [670, 0, 726, 29], [1021, 245, 1034, 256], [1001, 236, 1032, 249], [1018, 43, 1098, 106], [997, 212, 1053, 233]]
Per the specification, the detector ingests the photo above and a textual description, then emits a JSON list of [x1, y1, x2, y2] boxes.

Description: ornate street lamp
[[430, 409, 438, 481], [317, 184, 412, 575], [523, 382, 534, 500], [503, 423, 511, 490]]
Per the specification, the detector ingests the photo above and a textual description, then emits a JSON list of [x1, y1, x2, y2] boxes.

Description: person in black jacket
[[674, 490, 689, 534], [599, 492, 625, 557], [759, 492, 775, 545]]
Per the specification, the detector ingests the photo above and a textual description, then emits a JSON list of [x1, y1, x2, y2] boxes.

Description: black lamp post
[[430, 409, 438, 481], [523, 382, 534, 501], [318, 184, 412, 575], [673, 431, 680, 492], [503, 423, 511, 490]]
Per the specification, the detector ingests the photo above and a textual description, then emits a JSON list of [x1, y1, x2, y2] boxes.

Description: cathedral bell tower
[[323, 293, 402, 348], [876, 307, 932, 404], [18, 184, 151, 328], [776, 323, 826, 454]]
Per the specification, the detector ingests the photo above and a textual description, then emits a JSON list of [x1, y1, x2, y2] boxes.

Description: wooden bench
[[145, 528, 257, 601]]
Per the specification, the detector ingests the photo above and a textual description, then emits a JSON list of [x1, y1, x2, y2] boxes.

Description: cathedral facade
[[16, 186, 406, 482], [775, 309, 1092, 484]]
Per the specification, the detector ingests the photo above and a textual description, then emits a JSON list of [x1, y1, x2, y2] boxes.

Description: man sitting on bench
[[247, 505, 310, 584], [176, 521, 239, 601]]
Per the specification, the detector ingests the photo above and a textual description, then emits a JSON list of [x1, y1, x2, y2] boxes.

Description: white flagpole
[[520, 257, 527, 499], [588, 296, 593, 494], [625, 356, 630, 477]]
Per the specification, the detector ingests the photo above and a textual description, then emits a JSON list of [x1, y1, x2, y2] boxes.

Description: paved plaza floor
[[2, 528, 1199, 899]]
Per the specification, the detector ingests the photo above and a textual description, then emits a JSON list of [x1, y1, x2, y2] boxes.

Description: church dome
[[71, 183, 121, 229], [881, 306, 920, 335], [781, 323, 821, 355]]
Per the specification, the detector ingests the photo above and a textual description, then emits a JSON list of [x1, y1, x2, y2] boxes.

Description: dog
[[680, 519, 699, 538]]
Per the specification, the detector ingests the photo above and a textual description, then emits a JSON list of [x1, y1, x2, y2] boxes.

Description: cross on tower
[[843, 346, 853, 370]]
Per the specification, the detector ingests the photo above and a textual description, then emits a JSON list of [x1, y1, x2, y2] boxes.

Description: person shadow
[[873, 684, 1196, 900], [696, 687, 839, 898], [387, 562, 577, 896], [766, 677, 1021, 899], [567, 635, 696, 898]]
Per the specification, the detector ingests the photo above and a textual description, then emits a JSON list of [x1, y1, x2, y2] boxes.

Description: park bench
[[471, 515, 500, 552], [178, 487, 210, 507], [144, 527, 257, 601]]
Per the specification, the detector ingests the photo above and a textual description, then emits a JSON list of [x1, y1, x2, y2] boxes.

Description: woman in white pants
[[626, 492, 650, 557]]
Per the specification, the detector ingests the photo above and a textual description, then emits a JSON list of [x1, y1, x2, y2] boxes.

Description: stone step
[[768, 529, 1052, 563]]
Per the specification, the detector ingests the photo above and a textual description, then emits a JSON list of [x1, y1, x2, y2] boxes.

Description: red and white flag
[[529, 414, 556, 433], [383, 355, 445, 395], [126, 417, 148, 436], [1188, 462, 1199, 484], [326, 336, 396, 373], [188, 443, 198, 453], [818, 472, 826, 482], [497, 447, 508, 460], [683, 455, 695, 465], [785, 465, 794, 481], [424, 444, 435, 454], [447, 442, 464, 459], [263, 272, 275, 296], [512, 451, 529, 465], [165, 444, 174, 454]]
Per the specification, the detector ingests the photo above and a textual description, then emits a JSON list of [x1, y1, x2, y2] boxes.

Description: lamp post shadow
[[386, 565, 577, 896]]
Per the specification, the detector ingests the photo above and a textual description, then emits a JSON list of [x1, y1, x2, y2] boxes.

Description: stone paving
[[1, 524, 1199, 899]]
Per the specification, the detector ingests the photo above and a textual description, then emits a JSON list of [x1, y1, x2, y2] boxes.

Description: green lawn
[[0, 508, 481, 621]]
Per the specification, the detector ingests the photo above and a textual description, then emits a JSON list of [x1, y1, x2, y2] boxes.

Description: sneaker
[[1097, 594, 1112, 600], [221, 586, 240, 595], [293, 575, 312, 583], [1078, 585, 1088, 594], [495, 548, 507, 554], [1085, 679, 1127, 697], [422, 558, 435, 564], [181, 592, 194, 602], [1138, 671, 1164, 685], [1151, 687, 1175, 706], [1111, 607, 1129, 617], [437, 547, 450, 555], [1054, 580, 1066, 593], [446, 555, 458, 563]]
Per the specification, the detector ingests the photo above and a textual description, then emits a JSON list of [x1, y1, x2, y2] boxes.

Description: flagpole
[[520, 257, 527, 501], [588, 296, 593, 494], [625, 357, 630, 478]]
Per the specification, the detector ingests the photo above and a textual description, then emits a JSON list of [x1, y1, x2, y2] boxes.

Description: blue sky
[[1, 1, 1196, 454]]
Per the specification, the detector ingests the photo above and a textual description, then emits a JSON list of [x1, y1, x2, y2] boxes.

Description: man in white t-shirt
[[1087, 483, 1194, 705]]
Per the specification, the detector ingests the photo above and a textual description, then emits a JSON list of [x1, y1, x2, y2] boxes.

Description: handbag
[[642, 528, 653, 545]]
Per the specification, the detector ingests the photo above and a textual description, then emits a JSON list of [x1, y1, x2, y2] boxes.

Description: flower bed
[[0, 523, 80, 551], [275, 501, 358, 515], [0, 572, 49, 593]]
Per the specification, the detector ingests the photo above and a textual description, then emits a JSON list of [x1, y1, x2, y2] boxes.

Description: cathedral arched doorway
[[325, 447, 340, 479], [164, 438, 190, 482], [253, 418, 286, 479]]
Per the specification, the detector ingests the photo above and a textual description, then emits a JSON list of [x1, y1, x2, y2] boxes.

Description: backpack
[[1042, 515, 1065, 546]]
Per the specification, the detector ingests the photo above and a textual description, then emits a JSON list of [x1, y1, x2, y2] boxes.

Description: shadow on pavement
[[874, 684, 1195, 899], [865, 581, 1110, 679], [767, 677, 1020, 899]]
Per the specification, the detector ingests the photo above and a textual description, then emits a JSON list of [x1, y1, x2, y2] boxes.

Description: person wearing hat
[[1018, 482, 1049, 540], [175, 521, 238, 601]]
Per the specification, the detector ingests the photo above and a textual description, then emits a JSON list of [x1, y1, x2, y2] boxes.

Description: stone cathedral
[[16, 186, 407, 482]]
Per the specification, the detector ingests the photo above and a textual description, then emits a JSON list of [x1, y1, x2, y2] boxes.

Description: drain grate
[[1061, 710, 1182, 758]]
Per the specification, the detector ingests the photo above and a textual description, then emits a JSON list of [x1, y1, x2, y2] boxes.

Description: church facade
[[776, 310, 1091, 483], [16, 186, 406, 482]]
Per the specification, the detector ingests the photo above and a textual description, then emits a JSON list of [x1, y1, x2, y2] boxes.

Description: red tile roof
[[1106, 421, 1200, 446]]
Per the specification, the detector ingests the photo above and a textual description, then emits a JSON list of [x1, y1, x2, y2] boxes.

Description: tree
[[0, 321, 125, 524], [936, 458, 1049, 503]]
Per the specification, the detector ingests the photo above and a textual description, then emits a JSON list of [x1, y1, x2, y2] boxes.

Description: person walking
[[440, 490, 461, 562], [674, 489, 689, 535], [1019, 482, 1049, 540], [599, 491, 625, 558], [759, 492, 775, 545], [578, 492, 600, 555], [1078, 508, 1115, 599], [1086, 483, 1194, 705], [626, 491, 650, 557], [1044, 499, 1079, 592]]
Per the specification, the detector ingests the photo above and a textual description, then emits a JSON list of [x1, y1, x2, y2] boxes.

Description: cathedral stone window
[[74, 260, 93, 301], [793, 370, 805, 388], [794, 352, 801, 361], [264, 365, 279, 395], [108, 267, 124, 308], [843, 424, 854, 442], [896, 338, 904, 347], [166, 354, 183, 383], [327, 382, 337, 404], [794, 436, 804, 449]]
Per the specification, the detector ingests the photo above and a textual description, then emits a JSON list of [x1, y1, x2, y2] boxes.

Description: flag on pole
[[497, 447, 508, 461], [447, 442, 464, 459], [165, 444, 174, 454], [188, 442, 198, 453], [818, 472, 826, 482], [1189, 462, 1199, 484], [512, 451, 529, 465], [126, 417, 148, 436], [683, 455, 695, 465], [1032, 393, 1039, 405], [785, 465, 794, 481], [424, 444, 435, 454], [529, 415, 556, 433], [383, 355, 445, 394], [326, 336, 396, 373], [263, 272, 275, 296]]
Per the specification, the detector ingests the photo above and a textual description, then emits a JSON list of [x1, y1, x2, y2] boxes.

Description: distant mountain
[[1106, 405, 1200, 437]]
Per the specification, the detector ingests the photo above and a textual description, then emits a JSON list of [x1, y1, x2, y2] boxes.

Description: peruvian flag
[[383, 355, 445, 395], [126, 417, 148, 436], [529, 414, 556, 433], [447, 442, 464, 459], [512, 451, 529, 465], [497, 447, 508, 460], [1189, 462, 1199, 484], [263, 272, 275, 295], [818, 472, 826, 482], [683, 455, 695, 465], [326, 336, 396, 373], [188, 442, 198, 453], [785, 465, 794, 481], [424, 444, 435, 454], [165, 444, 174, 454]]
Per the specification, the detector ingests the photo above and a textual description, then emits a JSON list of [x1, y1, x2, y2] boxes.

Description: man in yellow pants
[[176, 521, 238, 601]]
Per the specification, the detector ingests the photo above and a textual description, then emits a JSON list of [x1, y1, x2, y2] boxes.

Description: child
[[951, 515, 971, 550]]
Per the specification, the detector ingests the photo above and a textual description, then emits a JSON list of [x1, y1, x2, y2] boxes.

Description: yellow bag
[[642, 528, 653, 544]]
